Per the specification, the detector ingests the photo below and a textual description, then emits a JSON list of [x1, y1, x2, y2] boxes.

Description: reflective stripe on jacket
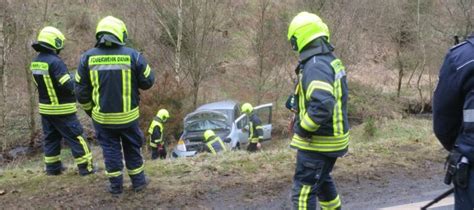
[[205, 135, 227, 154], [291, 39, 349, 155], [31, 52, 76, 115], [75, 46, 155, 128], [148, 117, 164, 148], [249, 113, 263, 143]]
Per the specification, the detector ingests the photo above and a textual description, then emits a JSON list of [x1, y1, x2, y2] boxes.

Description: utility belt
[[444, 149, 470, 189]]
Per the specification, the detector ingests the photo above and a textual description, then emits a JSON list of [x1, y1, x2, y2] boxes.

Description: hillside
[[0, 0, 461, 150], [0, 0, 468, 209]]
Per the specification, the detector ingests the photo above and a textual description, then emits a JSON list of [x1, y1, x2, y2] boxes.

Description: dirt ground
[[0, 117, 448, 209], [192, 160, 448, 209], [0, 153, 448, 209]]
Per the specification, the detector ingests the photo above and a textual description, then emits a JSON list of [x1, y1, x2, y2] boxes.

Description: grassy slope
[[0, 117, 445, 208]]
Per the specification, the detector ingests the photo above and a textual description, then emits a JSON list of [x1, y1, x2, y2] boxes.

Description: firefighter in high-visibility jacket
[[148, 109, 170, 160], [30, 27, 94, 176], [75, 16, 155, 194], [287, 12, 349, 210], [203, 130, 227, 155], [241, 103, 263, 152]]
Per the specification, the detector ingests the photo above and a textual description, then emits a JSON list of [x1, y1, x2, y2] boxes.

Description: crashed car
[[172, 100, 272, 157]]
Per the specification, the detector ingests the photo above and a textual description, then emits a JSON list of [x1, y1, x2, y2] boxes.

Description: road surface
[[214, 162, 456, 210]]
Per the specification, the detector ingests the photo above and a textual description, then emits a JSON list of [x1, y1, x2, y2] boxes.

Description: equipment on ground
[[420, 188, 454, 210]]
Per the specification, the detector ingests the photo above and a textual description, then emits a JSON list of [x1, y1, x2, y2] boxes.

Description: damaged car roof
[[197, 100, 238, 111]]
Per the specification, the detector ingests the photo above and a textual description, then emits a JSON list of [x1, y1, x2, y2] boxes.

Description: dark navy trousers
[[455, 166, 474, 210], [41, 114, 93, 175], [291, 150, 341, 210], [93, 122, 146, 189]]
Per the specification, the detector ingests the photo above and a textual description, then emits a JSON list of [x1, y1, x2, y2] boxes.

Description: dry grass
[[0, 117, 445, 208], [334, 116, 445, 183]]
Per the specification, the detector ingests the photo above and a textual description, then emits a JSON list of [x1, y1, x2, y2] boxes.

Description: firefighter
[[433, 35, 474, 209], [203, 130, 227, 155], [75, 16, 155, 194], [287, 12, 349, 209], [30, 27, 94, 176], [241, 103, 263, 152], [148, 109, 170, 160]]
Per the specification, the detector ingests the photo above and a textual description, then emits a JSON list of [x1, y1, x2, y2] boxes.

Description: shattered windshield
[[186, 119, 229, 132]]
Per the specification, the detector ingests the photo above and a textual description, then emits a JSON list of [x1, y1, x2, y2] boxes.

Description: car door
[[233, 114, 249, 145], [253, 103, 273, 140]]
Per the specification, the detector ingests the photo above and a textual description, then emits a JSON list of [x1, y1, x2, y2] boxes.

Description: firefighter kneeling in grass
[[287, 12, 349, 210], [31, 26, 94, 176], [203, 130, 227, 155], [148, 109, 170, 160]]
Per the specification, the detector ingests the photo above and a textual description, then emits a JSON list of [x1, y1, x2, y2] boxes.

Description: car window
[[211, 109, 233, 124], [186, 120, 229, 132], [233, 106, 240, 122], [236, 114, 248, 129], [254, 106, 272, 124]]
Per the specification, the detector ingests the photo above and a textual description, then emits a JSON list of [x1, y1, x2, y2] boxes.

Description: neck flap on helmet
[[95, 33, 125, 47], [31, 42, 59, 54], [298, 37, 334, 63]]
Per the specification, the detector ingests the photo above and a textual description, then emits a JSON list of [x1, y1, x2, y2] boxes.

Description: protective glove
[[294, 121, 311, 139]]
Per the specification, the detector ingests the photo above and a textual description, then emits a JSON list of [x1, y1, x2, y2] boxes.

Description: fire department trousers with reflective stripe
[[93, 122, 146, 189], [41, 114, 93, 175], [291, 150, 341, 210], [455, 166, 474, 210]]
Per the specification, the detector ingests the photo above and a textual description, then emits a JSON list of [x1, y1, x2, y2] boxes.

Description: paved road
[[238, 174, 455, 210], [342, 176, 454, 210], [380, 191, 453, 210], [201, 160, 455, 210]]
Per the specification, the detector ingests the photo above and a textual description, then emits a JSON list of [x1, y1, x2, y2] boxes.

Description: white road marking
[[378, 196, 454, 210]]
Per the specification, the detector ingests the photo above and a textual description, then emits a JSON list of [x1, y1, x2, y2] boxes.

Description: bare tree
[[0, 0, 6, 151], [301, 0, 328, 13], [386, 0, 418, 97], [185, 0, 225, 108], [175, 0, 182, 81], [20, 3, 38, 145], [253, 0, 272, 104], [250, 0, 290, 105], [148, 0, 183, 82], [449, 0, 474, 38], [414, 0, 429, 113], [435, 0, 474, 40], [148, 0, 231, 109]]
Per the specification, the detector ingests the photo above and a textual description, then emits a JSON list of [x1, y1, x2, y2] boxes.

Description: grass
[[0, 116, 445, 208], [334, 117, 445, 182]]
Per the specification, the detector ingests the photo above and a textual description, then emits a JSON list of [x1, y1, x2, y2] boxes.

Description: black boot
[[133, 177, 149, 192], [45, 165, 66, 176], [78, 162, 97, 176], [107, 185, 123, 195]]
